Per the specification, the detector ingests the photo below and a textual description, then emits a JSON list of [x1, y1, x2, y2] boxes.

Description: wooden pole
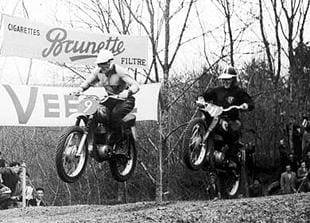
[[156, 91, 163, 203], [21, 162, 26, 208]]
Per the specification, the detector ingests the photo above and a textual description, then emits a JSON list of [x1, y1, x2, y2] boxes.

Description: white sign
[[0, 14, 148, 69], [0, 83, 161, 126]]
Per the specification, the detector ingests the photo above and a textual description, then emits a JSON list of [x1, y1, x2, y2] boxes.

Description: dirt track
[[0, 193, 309, 223]]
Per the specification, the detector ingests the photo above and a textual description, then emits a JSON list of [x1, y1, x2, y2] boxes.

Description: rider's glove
[[118, 90, 132, 99], [240, 103, 248, 110], [197, 96, 205, 103], [197, 96, 205, 107], [70, 87, 84, 96]]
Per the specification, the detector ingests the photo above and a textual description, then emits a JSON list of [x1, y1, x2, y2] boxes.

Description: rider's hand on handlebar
[[118, 90, 131, 99], [197, 96, 205, 103], [197, 96, 205, 107], [240, 103, 249, 110], [70, 87, 83, 96]]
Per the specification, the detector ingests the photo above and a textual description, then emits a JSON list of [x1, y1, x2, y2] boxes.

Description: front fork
[[76, 115, 94, 156], [76, 133, 88, 156], [202, 117, 219, 142]]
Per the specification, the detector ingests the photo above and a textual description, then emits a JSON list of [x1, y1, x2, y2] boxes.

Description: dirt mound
[[0, 193, 309, 223]]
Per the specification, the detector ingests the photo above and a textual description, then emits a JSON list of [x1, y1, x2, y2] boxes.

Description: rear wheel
[[219, 168, 242, 199], [55, 126, 88, 183], [109, 134, 137, 182], [183, 118, 208, 170]]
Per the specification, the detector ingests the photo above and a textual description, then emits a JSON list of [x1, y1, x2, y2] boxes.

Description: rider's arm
[[202, 88, 217, 103], [115, 65, 140, 95], [239, 90, 254, 111], [79, 69, 100, 92]]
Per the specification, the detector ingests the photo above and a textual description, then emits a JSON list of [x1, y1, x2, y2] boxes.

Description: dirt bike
[[55, 92, 137, 183], [182, 100, 250, 198]]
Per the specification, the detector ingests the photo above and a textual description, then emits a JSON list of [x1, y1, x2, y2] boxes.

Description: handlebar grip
[[69, 92, 80, 97], [196, 100, 206, 105]]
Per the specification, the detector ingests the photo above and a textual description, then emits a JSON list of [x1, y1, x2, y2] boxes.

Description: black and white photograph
[[0, 0, 309, 222]]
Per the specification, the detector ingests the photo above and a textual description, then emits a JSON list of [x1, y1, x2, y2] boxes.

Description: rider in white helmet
[[76, 49, 139, 96], [73, 49, 140, 142], [199, 66, 254, 169]]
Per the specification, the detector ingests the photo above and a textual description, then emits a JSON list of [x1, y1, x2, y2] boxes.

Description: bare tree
[[213, 0, 235, 66], [257, 0, 310, 157], [123, 0, 196, 202]]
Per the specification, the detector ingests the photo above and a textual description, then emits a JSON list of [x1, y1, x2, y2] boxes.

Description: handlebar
[[71, 93, 125, 103], [196, 100, 244, 117], [223, 105, 244, 112]]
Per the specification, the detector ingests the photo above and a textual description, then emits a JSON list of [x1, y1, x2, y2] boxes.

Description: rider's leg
[[110, 96, 135, 128], [95, 105, 110, 124], [225, 120, 242, 169], [109, 96, 135, 142], [0, 187, 11, 209]]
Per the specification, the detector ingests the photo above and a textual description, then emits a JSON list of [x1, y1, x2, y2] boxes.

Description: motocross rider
[[198, 66, 254, 169], [73, 49, 140, 143]]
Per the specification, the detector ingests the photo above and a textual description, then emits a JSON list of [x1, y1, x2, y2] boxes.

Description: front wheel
[[109, 134, 137, 182], [183, 118, 208, 171], [55, 126, 88, 183]]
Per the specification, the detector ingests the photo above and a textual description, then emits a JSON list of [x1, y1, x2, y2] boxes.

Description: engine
[[214, 150, 225, 165]]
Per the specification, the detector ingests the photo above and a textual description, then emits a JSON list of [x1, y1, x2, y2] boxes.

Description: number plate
[[77, 98, 99, 115]]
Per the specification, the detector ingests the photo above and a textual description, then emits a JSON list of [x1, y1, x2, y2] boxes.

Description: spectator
[[305, 151, 310, 169], [18, 171, 34, 206], [28, 187, 47, 207], [0, 152, 6, 168], [287, 153, 299, 173], [297, 161, 309, 192], [280, 164, 297, 194], [302, 120, 310, 159], [249, 178, 263, 197], [0, 162, 21, 197], [0, 174, 11, 209], [206, 174, 221, 201], [0, 162, 21, 208], [286, 116, 302, 161], [279, 139, 289, 173]]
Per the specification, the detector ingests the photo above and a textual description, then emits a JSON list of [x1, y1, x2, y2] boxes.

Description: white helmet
[[218, 66, 237, 79], [95, 49, 114, 64]]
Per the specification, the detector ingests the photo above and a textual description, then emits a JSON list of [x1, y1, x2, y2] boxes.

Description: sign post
[[21, 162, 26, 208]]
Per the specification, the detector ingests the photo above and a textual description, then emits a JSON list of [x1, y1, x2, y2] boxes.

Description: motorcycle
[[55, 92, 137, 183], [182, 100, 249, 198]]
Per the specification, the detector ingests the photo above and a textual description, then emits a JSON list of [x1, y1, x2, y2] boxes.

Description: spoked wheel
[[183, 118, 208, 170], [56, 126, 88, 183], [219, 170, 242, 199], [109, 134, 137, 182]]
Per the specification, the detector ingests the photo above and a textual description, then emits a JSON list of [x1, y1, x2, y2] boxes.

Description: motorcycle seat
[[121, 113, 136, 127], [235, 141, 244, 149], [213, 134, 224, 141]]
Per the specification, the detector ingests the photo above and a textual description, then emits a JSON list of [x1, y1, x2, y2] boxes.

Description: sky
[[0, 0, 309, 86]]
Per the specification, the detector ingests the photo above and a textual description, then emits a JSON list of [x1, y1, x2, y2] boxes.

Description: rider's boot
[[88, 119, 98, 157], [107, 125, 123, 146], [225, 142, 242, 177]]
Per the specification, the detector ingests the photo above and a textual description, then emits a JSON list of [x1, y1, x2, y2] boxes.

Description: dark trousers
[[96, 96, 135, 130], [214, 119, 242, 161]]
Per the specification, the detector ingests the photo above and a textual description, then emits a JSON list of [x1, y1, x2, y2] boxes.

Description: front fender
[[74, 114, 88, 126]]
